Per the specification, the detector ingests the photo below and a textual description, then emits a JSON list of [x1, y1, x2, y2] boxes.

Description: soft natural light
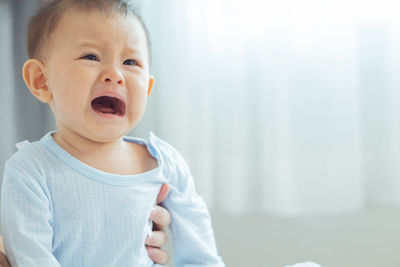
[[141, 0, 400, 216], [3, 1, 400, 266]]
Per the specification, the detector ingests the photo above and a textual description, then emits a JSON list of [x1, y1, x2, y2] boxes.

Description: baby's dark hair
[[27, 0, 151, 62]]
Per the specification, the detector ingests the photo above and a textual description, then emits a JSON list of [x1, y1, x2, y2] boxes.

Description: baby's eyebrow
[[75, 42, 145, 57], [75, 41, 100, 49], [124, 47, 146, 57]]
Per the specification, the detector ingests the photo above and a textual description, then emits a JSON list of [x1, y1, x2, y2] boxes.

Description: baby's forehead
[[59, 9, 142, 36], [51, 10, 149, 54], [27, 2, 151, 63]]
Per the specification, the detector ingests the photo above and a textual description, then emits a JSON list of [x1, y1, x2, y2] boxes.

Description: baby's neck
[[52, 131, 125, 159], [52, 130, 157, 175]]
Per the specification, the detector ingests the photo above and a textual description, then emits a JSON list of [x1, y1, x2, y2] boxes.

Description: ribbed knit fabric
[[1, 131, 224, 267]]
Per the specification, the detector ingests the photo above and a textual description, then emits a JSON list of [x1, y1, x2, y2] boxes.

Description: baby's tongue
[[92, 102, 115, 114], [98, 107, 114, 114]]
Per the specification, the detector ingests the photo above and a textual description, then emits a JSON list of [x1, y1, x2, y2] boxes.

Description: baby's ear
[[22, 59, 52, 103], [147, 75, 155, 96]]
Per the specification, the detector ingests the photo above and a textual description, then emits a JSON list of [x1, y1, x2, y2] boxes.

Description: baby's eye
[[123, 59, 138, 66], [81, 54, 99, 61]]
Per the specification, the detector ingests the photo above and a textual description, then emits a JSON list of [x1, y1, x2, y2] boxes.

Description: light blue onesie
[[1, 131, 224, 267]]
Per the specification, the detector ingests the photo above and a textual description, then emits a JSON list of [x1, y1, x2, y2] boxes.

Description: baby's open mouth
[[91, 96, 126, 116]]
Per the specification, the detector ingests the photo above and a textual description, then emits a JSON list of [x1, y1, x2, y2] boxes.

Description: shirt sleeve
[[1, 160, 61, 267], [154, 137, 225, 267]]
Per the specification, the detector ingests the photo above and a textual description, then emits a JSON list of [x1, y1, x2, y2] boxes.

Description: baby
[[0, 0, 224, 266]]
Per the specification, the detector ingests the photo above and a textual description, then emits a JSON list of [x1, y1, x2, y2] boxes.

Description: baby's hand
[[146, 184, 171, 265]]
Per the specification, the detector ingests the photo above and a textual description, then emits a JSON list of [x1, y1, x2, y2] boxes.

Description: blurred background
[[2, 0, 400, 266]]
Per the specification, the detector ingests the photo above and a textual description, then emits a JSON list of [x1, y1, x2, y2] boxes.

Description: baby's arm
[[164, 179, 224, 267], [155, 139, 224, 267], [1, 161, 61, 267]]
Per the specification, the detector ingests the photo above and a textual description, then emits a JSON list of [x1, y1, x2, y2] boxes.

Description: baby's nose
[[101, 69, 124, 85], [104, 77, 122, 84]]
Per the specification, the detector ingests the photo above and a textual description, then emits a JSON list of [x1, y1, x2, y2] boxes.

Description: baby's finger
[[150, 205, 171, 230], [145, 231, 167, 247], [156, 184, 170, 204], [146, 246, 169, 265]]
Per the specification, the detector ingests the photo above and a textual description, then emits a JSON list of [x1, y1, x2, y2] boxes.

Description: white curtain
[[138, 0, 400, 216], [2, 0, 400, 217]]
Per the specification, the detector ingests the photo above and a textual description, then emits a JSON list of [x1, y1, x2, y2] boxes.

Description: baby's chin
[[60, 125, 131, 146], [84, 128, 130, 143], [82, 115, 137, 141], [56, 112, 139, 144]]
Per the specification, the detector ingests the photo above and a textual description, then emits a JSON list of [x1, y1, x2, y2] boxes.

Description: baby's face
[[43, 10, 153, 142]]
